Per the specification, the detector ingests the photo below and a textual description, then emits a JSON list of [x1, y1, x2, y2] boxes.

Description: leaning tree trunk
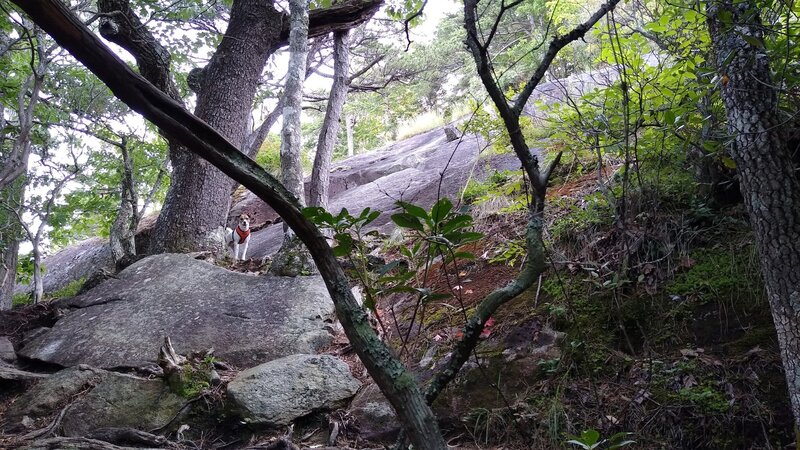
[[310, 30, 350, 210], [708, 0, 800, 434]]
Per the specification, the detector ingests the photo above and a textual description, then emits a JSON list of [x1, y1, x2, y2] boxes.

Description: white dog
[[225, 214, 251, 260]]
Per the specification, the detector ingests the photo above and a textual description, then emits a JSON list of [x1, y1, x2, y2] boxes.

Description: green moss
[[668, 246, 760, 301], [12, 277, 85, 308], [173, 362, 212, 399], [12, 293, 31, 307], [47, 278, 85, 300], [676, 384, 731, 414]]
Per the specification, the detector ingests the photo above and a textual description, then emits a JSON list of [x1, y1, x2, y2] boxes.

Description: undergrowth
[[437, 144, 791, 448]]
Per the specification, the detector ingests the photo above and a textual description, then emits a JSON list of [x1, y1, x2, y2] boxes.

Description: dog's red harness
[[233, 226, 250, 244]]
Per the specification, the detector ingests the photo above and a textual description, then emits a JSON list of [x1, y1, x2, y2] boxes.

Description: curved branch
[[277, 0, 383, 48]]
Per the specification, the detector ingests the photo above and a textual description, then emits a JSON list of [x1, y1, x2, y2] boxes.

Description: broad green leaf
[[430, 198, 453, 223], [397, 201, 429, 221], [392, 213, 424, 232]]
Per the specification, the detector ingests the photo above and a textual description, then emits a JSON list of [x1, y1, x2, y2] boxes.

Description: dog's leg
[[241, 240, 249, 260], [233, 242, 240, 260]]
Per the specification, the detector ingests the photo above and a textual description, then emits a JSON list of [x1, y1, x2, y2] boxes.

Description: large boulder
[[0, 336, 16, 363], [227, 354, 361, 426], [60, 371, 187, 436], [5, 365, 188, 437], [7, 365, 106, 419], [244, 128, 520, 259], [18, 254, 334, 369], [14, 237, 113, 297]]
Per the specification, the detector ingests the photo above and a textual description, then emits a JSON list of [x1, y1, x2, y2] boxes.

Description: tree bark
[[280, 0, 310, 206], [310, 30, 350, 210], [98, 0, 381, 253], [708, 0, 800, 434], [271, 0, 317, 276], [109, 137, 139, 269], [11, 3, 447, 447], [0, 184, 21, 309], [346, 115, 355, 157], [0, 32, 46, 309], [31, 245, 43, 304]]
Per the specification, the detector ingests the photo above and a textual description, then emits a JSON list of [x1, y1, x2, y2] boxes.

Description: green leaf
[[397, 201, 429, 220], [391, 213, 424, 231], [333, 233, 353, 256], [430, 198, 453, 224], [720, 155, 737, 169], [455, 231, 484, 244], [663, 109, 675, 125], [439, 214, 473, 234], [378, 260, 403, 275]]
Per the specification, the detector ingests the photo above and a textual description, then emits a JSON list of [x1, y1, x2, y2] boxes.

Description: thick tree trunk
[[310, 30, 350, 210], [0, 185, 20, 309], [708, 0, 800, 433], [0, 171, 23, 310], [152, 1, 284, 252], [98, 0, 380, 253], [0, 239, 19, 309]]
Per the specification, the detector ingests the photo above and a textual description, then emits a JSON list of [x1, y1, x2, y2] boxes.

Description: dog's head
[[237, 214, 251, 230]]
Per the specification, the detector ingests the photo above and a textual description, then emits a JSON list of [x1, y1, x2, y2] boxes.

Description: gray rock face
[[59, 370, 187, 436], [19, 254, 334, 369], [0, 336, 16, 362], [348, 383, 399, 441], [227, 354, 361, 426], [14, 237, 113, 297], [6, 364, 186, 437], [7, 365, 105, 419], [244, 128, 520, 259]]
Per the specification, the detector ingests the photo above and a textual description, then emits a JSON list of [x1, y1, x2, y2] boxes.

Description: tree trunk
[[346, 114, 355, 157], [0, 35, 46, 309], [271, 0, 317, 276], [0, 160, 22, 310], [310, 30, 350, 210], [280, 0, 310, 206], [98, 0, 381, 254], [708, 0, 800, 434], [152, 1, 285, 253], [109, 138, 139, 269], [31, 245, 43, 304], [0, 183, 21, 309], [0, 238, 19, 310]]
